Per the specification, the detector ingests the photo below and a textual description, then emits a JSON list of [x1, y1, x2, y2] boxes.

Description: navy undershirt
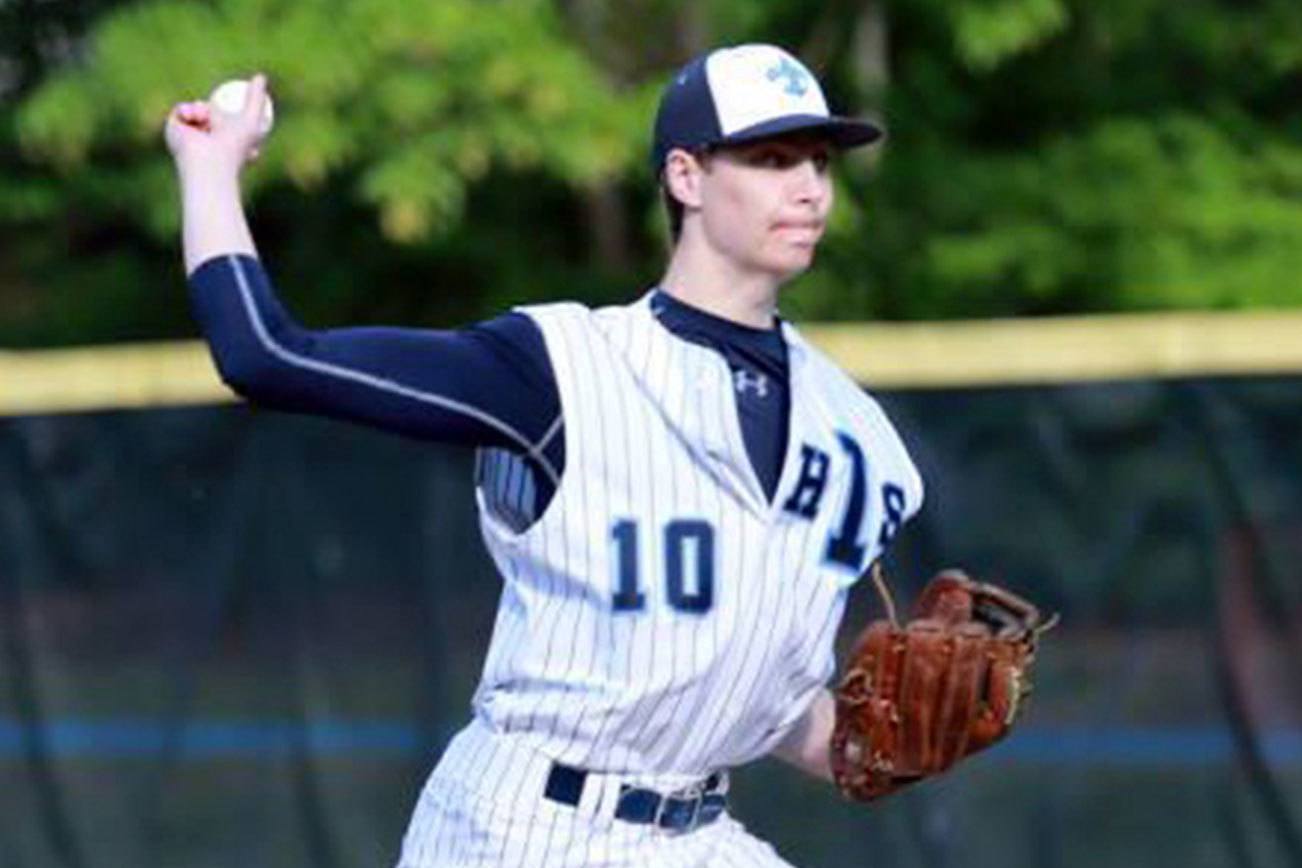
[[188, 254, 791, 511], [649, 290, 790, 498]]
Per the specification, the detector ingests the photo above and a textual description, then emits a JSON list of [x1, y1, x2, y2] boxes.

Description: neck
[[658, 243, 781, 329]]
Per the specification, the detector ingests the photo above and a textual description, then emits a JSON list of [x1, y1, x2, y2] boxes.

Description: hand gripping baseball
[[830, 565, 1056, 801], [165, 73, 273, 175]]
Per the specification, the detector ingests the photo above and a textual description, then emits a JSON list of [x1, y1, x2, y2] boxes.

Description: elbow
[[202, 313, 323, 407], [208, 341, 284, 403]]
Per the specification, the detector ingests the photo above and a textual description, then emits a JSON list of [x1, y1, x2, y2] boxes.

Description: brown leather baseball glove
[[830, 566, 1055, 801]]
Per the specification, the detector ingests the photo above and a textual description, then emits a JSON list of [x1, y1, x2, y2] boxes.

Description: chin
[[767, 250, 817, 281]]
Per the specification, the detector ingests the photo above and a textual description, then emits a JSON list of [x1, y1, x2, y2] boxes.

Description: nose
[[789, 158, 829, 208]]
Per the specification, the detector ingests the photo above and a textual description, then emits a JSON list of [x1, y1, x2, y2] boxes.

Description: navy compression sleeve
[[188, 254, 563, 475]]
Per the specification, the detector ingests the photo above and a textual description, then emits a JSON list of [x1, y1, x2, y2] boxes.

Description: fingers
[[242, 73, 269, 127], [166, 75, 271, 170], [172, 100, 212, 132]]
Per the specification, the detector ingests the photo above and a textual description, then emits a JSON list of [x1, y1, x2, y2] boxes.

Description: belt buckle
[[656, 780, 704, 834], [682, 793, 703, 833]]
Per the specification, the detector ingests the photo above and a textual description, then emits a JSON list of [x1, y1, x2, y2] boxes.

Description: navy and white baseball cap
[[651, 43, 884, 173]]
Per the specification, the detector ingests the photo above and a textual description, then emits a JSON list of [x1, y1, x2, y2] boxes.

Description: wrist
[[773, 689, 836, 783], [177, 156, 243, 188]]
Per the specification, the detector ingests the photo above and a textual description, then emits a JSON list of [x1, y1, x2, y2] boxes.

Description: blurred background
[[1, 0, 1300, 866]]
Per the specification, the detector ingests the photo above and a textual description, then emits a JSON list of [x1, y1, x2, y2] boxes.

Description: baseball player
[[166, 43, 922, 867]]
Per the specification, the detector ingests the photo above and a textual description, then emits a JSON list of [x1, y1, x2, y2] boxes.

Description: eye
[[737, 144, 833, 171], [747, 147, 792, 169]]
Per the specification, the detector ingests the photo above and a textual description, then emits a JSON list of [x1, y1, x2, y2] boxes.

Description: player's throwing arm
[[165, 74, 273, 274]]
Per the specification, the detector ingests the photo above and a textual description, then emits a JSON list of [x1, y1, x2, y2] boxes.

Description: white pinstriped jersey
[[471, 292, 922, 780]]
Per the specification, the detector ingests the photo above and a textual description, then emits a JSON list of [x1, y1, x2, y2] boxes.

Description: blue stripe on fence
[[989, 727, 1302, 766], [0, 719, 423, 759], [0, 720, 1299, 765]]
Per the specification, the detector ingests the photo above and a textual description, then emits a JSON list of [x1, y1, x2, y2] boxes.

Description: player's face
[[697, 135, 834, 281]]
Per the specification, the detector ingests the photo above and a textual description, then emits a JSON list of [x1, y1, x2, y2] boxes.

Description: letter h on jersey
[[782, 444, 831, 519]]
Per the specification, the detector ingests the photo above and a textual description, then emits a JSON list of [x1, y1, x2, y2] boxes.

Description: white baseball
[[208, 78, 274, 136]]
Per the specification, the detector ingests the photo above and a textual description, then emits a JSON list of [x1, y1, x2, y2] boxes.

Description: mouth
[[772, 222, 825, 244]]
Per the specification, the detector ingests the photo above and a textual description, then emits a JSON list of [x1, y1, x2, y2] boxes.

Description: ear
[[662, 148, 706, 210]]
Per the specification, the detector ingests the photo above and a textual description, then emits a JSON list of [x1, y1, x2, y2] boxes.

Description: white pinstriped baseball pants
[[396, 717, 796, 868]]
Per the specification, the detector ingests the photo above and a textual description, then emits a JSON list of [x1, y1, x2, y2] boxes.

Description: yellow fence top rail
[[801, 309, 1302, 389], [0, 342, 230, 416], [2, 309, 1301, 415]]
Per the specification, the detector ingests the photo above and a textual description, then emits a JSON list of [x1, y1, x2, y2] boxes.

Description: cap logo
[[687, 44, 837, 144], [766, 57, 810, 97]]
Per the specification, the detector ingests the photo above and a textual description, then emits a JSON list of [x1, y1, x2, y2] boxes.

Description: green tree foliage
[[775, 0, 1302, 320], [2, 0, 655, 343], [3, 0, 1301, 345], [16, 0, 648, 240]]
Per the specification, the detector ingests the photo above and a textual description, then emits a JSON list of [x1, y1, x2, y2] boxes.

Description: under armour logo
[[733, 369, 769, 398], [766, 57, 809, 97]]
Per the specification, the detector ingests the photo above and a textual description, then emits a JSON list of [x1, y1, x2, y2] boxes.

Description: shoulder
[[461, 312, 556, 390], [514, 296, 651, 344], [783, 321, 877, 404], [512, 300, 592, 326], [786, 322, 926, 511]]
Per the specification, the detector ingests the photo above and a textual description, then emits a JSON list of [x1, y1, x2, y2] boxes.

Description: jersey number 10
[[611, 519, 714, 614]]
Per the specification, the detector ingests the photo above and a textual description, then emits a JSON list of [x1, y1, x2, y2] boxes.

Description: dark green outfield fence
[[2, 378, 1300, 868]]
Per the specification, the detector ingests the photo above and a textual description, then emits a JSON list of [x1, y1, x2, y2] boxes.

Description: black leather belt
[[543, 762, 727, 833]]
